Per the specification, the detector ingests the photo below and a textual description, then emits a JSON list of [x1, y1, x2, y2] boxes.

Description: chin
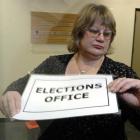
[[89, 50, 105, 56]]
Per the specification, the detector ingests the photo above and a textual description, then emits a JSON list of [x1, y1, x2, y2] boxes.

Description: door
[[132, 9, 140, 77]]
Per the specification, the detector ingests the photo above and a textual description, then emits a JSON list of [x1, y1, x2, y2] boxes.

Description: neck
[[75, 53, 104, 74], [76, 52, 104, 66]]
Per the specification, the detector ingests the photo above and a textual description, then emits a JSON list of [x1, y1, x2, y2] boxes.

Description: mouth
[[93, 44, 104, 49]]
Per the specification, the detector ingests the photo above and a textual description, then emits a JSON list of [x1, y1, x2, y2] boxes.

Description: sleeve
[[4, 74, 30, 95], [3, 57, 53, 95]]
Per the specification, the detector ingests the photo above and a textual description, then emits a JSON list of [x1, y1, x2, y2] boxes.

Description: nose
[[96, 33, 105, 42]]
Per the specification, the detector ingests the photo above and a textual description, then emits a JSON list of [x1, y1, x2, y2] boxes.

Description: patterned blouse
[[5, 54, 140, 140]]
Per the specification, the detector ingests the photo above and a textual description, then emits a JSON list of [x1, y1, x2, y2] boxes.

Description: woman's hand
[[0, 91, 21, 117], [108, 78, 140, 107]]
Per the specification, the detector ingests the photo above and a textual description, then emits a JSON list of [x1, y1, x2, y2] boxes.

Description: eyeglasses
[[87, 28, 112, 40]]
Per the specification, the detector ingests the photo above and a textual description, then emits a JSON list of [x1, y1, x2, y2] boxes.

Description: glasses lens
[[88, 28, 112, 40], [103, 31, 112, 39], [88, 29, 99, 35]]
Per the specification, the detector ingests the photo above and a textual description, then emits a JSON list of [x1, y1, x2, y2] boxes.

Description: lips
[[93, 44, 104, 49]]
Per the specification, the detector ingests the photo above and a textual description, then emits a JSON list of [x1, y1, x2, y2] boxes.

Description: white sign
[[13, 74, 118, 120]]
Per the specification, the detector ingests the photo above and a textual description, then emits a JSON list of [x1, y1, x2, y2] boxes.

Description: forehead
[[90, 18, 110, 29]]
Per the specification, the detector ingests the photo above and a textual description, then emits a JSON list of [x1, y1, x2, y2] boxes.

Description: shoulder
[[37, 53, 73, 65], [104, 56, 138, 78], [33, 53, 74, 74], [105, 56, 130, 69], [48, 53, 74, 62]]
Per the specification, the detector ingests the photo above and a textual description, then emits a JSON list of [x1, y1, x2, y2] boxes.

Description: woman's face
[[79, 19, 112, 58]]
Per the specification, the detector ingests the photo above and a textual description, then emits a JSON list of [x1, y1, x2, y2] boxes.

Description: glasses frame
[[87, 28, 112, 40]]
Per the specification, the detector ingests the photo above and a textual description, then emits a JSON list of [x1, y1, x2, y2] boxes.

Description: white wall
[[0, 0, 140, 94], [98, 0, 140, 64]]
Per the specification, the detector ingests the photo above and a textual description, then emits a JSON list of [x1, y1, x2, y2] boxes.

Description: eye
[[103, 31, 112, 37], [88, 29, 99, 34]]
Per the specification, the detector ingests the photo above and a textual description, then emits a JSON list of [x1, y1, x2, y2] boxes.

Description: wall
[[0, 0, 140, 94]]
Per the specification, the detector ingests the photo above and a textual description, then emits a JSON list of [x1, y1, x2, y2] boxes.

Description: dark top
[[5, 54, 140, 140]]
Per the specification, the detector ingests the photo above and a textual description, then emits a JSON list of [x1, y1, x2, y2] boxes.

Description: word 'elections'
[[36, 83, 102, 94]]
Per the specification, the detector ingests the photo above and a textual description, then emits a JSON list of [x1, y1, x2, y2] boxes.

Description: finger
[[1, 95, 11, 117], [109, 77, 126, 92], [118, 79, 140, 92], [112, 78, 129, 93], [14, 93, 21, 114], [8, 93, 21, 116], [108, 78, 125, 88], [0, 91, 22, 118], [2, 93, 18, 117], [0, 96, 7, 116], [7, 95, 17, 116]]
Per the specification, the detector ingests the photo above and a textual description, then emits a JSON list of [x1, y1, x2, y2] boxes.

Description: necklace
[[76, 62, 88, 74], [75, 59, 87, 74], [80, 70, 87, 74], [74, 54, 104, 75]]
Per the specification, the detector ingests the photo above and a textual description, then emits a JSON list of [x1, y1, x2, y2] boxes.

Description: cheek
[[80, 38, 92, 47], [81, 32, 94, 44], [104, 42, 111, 52], [85, 31, 92, 38]]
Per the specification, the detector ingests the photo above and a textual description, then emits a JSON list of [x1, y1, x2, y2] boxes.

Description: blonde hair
[[68, 3, 116, 53]]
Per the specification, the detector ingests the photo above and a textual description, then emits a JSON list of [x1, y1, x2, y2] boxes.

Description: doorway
[[132, 9, 140, 77]]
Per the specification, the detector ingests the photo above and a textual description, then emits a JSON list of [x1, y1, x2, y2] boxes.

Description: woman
[[0, 3, 140, 140]]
